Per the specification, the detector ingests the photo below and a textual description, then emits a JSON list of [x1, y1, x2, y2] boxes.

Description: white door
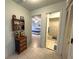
[[62, 2, 73, 59]]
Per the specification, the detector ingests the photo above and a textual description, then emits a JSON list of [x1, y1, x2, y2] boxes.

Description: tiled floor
[[7, 34, 61, 59]]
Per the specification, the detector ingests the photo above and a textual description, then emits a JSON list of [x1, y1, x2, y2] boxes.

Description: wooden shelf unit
[[12, 15, 25, 31], [11, 15, 27, 54]]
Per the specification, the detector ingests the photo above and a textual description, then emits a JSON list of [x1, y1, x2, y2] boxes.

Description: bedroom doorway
[[31, 15, 41, 48]]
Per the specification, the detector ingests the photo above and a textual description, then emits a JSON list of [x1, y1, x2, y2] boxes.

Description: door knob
[[71, 38, 73, 44]]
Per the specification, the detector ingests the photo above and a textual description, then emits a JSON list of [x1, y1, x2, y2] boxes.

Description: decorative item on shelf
[[20, 31, 25, 36], [12, 15, 16, 19], [20, 16, 24, 20]]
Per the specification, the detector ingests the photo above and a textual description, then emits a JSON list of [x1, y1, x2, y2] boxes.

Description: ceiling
[[13, 0, 65, 11]]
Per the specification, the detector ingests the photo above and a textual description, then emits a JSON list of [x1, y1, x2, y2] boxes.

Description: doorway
[[46, 12, 61, 51], [31, 15, 41, 48]]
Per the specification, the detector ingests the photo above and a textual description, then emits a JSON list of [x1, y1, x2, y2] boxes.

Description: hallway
[[7, 35, 61, 59], [4, 0, 74, 59]]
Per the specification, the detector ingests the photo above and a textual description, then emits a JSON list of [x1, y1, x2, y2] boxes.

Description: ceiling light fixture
[[31, 0, 39, 2], [22, 0, 26, 2], [27, 0, 40, 3]]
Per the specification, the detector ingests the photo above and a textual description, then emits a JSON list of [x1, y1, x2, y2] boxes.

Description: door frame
[[31, 14, 42, 46], [45, 11, 61, 50], [45, 9, 66, 55]]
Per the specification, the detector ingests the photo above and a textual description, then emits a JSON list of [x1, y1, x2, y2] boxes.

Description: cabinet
[[15, 35, 27, 54]]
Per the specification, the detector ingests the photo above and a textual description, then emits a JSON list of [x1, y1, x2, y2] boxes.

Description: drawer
[[20, 42, 26, 47], [19, 39, 26, 43], [18, 36, 26, 39], [20, 45, 27, 51]]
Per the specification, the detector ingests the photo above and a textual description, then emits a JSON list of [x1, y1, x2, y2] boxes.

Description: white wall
[[5, 0, 32, 58], [31, 1, 66, 51]]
